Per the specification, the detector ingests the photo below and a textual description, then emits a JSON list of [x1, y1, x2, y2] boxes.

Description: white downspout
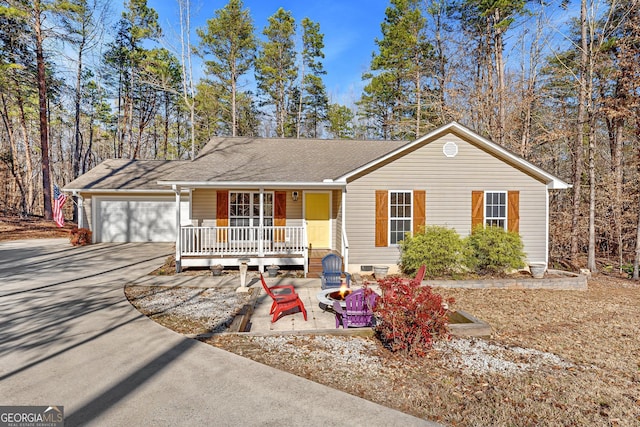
[[258, 188, 264, 271], [174, 185, 182, 273]]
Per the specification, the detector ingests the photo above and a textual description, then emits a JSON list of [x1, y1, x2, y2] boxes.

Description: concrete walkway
[[0, 239, 438, 426]]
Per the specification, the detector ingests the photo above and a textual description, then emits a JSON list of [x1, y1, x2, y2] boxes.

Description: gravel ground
[[126, 285, 253, 334]]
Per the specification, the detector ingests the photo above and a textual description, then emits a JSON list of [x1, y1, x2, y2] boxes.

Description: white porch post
[[73, 191, 84, 229], [341, 187, 348, 270], [258, 188, 264, 269], [174, 185, 182, 273]]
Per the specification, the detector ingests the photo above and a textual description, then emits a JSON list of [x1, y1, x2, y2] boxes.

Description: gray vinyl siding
[[287, 191, 303, 226], [191, 189, 216, 225], [345, 133, 548, 269]]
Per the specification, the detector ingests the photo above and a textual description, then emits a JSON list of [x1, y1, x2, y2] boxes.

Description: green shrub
[[400, 225, 464, 278], [464, 226, 526, 274]]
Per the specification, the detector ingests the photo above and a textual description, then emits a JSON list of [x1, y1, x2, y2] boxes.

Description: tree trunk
[[571, 0, 588, 263], [178, 0, 196, 158], [0, 92, 27, 214], [73, 33, 85, 180], [34, 0, 53, 220], [415, 67, 421, 139], [296, 61, 304, 139], [163, 91, 169, 159], [606, 117, 624, 270], [72, 34, 86, 223], [232, 72, 238, 137], [587, 116, 597, 272], [586, 4, 597, 273], [15, 92, 34, 213], [433, 2, 447, 123], [494, 9, 505, 145]]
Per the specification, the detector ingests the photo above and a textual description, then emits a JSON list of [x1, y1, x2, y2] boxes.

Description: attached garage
[[94, 196, 190, 243], [63, 159, 192, 244]]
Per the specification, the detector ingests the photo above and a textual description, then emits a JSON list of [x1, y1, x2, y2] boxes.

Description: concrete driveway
[[0, 239, 437, 426]]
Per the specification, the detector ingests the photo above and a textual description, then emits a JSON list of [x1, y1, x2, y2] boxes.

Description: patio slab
[[248, 277, 338, 332]]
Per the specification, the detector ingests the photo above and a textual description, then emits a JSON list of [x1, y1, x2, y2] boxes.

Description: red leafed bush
[[70, 227, 92, 246], [373, 276, 454, 357]]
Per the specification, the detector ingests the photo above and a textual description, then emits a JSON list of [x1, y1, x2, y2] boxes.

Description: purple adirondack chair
[[333, 288, 379, 328]]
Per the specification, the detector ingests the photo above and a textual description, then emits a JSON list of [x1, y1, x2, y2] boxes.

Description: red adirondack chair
[[333, 288, 379, 328], [411, 264, 426, 284], [260, 274, 307, 323]]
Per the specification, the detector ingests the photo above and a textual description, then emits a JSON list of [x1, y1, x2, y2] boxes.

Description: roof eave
[[156, 180, 347, 189], [62, 188, 187, 194]]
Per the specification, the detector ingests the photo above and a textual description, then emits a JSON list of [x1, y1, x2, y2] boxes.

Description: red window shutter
[[375, 190, 388, 247], [413, 190, 426, 235], [508, 191, 520, 233], [216, 190, 228, 243], [471, 191, 484, 232], [274, 191, 286, 242]]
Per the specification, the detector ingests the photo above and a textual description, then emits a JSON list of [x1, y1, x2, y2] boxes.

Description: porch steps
[[307, 250, 342, 278]]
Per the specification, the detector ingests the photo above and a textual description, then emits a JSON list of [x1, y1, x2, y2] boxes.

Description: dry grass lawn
[[0, 215, 74, 241]]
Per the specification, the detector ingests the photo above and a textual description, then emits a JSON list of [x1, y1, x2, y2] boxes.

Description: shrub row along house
[[64, 122, 570, 274]]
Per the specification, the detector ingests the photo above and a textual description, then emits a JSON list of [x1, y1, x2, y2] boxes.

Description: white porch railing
[[180, 225, 307, 257]]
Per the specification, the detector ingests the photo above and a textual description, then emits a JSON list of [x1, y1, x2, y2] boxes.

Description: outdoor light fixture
[[292, 191, 299, 201]]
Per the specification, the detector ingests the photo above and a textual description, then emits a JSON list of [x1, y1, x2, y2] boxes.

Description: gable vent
[[443, 141, 458, 157]]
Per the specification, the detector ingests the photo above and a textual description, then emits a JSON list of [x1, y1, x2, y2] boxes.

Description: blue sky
[[148, 0, 390, 104]]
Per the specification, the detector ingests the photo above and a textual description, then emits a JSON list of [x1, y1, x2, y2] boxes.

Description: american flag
[[53, 185, 67, 227]]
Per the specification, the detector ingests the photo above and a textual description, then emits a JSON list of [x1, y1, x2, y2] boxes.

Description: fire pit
[[316, 286, 352, 311]]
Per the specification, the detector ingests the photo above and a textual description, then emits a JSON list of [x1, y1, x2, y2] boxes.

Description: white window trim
[[229, 191, 274, 227], [388, 190, 413, 246], [484, 190, 507, 230]]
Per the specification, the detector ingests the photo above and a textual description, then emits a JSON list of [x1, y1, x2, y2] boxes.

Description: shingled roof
[[159, 137, 407, 185], [64, 160, 189, 191], [65, 123, 570, 192]]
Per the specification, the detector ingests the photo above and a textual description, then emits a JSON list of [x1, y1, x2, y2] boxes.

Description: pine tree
[[255, 7, 297, 137], [327, 103, 355, 139], [359, 0, 434, 140], [297, 17, 328, 138], [104, 0, 161, 158], [197, 0, 255, 137]]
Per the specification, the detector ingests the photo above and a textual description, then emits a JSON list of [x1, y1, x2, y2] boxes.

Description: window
[[389, 191, 412, 244], [229, 192, 273, 241], [229, 192, 273, 226], [485, 191, 506, 229]]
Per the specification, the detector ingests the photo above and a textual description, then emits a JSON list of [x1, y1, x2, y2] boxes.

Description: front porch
[[177, 225, 309, 272]]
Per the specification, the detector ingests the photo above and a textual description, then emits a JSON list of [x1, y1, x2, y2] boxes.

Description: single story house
[[64, 121, 570, 275]]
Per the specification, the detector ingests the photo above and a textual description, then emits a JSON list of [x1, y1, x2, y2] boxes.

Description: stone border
[[427, 269, 587, 291], [449, 310, 491, 337], [223, 309, 491, 338]]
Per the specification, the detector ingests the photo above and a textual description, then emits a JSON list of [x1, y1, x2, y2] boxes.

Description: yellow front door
[[305, 192, 331, 248]]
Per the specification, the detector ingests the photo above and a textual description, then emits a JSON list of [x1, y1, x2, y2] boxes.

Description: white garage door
[[95, 197, 190, 243]]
